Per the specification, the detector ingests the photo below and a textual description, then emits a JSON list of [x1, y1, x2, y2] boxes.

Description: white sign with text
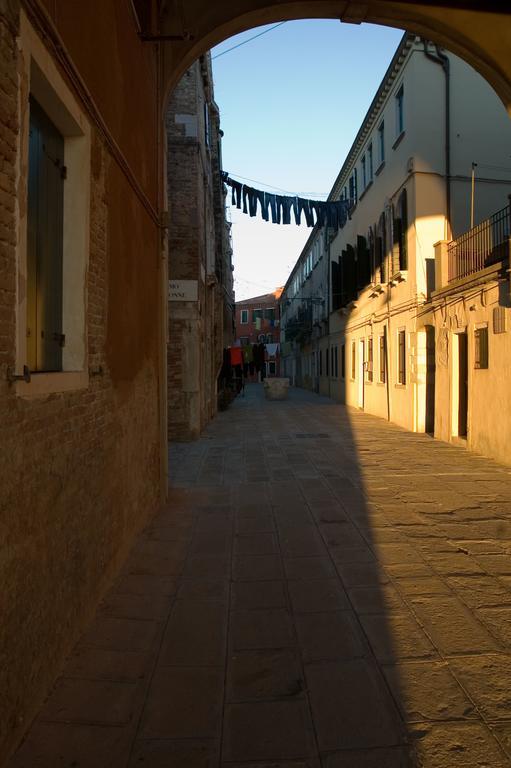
[[168, 280, 198, 302]]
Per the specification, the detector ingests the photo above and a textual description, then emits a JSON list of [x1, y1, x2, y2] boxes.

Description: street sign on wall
[[168, 280, 198, 301]]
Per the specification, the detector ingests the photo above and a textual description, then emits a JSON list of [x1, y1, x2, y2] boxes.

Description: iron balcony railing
[[448, 203, 510, 283]]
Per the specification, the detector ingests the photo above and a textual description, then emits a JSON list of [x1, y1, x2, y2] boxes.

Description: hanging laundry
[[221, 172, 351, 231]]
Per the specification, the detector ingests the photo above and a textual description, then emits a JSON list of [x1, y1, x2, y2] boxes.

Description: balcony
[[447, 203, 510, 283]]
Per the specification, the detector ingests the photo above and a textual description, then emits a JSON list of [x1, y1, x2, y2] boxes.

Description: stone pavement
[[9, 384, 511, 767]]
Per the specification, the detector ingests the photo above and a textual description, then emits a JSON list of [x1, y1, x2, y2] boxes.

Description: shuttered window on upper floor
[[27, 97, 65, 372]]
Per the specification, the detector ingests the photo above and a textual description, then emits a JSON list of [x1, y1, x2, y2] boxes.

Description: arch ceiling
[[148, 1, 511, 112]]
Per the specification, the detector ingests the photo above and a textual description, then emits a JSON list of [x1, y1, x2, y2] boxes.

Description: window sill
[[375, 161, 385, 176], [389, 270, 408, 286], [395, 382, 406, 389], [392, 131, 405, 150], [14, 371, 89, 398], [369, 283, 386, 298]]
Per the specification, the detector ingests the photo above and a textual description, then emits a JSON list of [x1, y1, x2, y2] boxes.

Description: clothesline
[[221, 171, 351, 230]]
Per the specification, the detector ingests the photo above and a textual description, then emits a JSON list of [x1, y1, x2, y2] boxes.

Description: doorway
[[425, 326, 436, 434], [452, 331, 468, 438], [358, 339, 365, 409]]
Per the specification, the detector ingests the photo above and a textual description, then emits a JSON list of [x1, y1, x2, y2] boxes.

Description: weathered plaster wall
[[0, 2, 162, 763]]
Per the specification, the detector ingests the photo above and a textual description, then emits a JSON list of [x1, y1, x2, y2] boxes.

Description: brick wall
[[0, 5, 162, 763], [166, 55, 232, 441]]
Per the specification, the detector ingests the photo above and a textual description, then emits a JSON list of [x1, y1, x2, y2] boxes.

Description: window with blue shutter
[[27, 97, 65, 372]]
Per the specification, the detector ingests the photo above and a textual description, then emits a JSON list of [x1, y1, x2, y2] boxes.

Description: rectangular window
[[378, 121, 385, 165], [319, 350, 323, 376], [474, 327, 489, 369], [268, 360, 276, 375], [398, 329, 406, 384], [239, 336, 250, 346], [351, 341, 356, 380], [334, 346, 338, 378], [341, 343, 345, 379], [264, 307, 275, 321], [27, 98, 65, 372], [361, 155, 367, 189], [204, 101, 210, 147], [331, 347, 335, 377], [240, 309, 248, 324], [395, 85, 404, 137], [326, 348, 329, 376], [368, 143, 373, 182], [252, 308, 263, 322], [367, 337, 373, 382], [379, 334, 386, 383]]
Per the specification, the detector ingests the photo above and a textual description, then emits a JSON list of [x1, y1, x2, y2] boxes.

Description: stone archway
[[155, 2, 511, 114]]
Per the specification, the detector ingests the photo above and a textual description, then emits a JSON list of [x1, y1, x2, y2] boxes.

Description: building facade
[[235, 289, 282, 377], [166, 54, 234, 440], [280, 231, 329, 392], [281, 33, 511, 462]]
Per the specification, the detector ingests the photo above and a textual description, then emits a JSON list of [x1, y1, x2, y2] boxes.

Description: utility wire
[[226, 171, 328, 198], [212, 22, 286, 60]]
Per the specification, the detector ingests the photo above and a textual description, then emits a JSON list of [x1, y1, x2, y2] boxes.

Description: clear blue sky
[[212, 20, 404, 300]]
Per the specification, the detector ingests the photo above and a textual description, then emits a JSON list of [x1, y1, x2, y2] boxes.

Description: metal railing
[[448, 202, 510, 283]]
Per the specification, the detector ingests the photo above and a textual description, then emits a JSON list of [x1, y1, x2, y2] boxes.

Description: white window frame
[[16, 11, 91, 397], [395, 84, 404, 138], [240, 309, 248, 324]]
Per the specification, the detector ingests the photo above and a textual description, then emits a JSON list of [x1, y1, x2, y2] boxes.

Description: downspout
[[423, 40, 451, 239]]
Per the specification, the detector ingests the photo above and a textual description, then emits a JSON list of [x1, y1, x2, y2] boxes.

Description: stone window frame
[[15, 12, 91, 397]]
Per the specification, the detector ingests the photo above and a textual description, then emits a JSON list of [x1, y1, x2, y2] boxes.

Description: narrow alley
[[10, 385, 511, 767]]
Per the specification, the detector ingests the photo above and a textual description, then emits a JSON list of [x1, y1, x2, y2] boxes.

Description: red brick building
[[235, 288, 283, 377]]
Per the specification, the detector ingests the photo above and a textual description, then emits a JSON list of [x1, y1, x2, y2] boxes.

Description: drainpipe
[[423, 40, 451, 239]]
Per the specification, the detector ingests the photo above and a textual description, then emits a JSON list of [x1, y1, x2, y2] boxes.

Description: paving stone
[[122, 553, 185, 579], [336, 562, 389, 587], [233, 555, 284, 581], [227, 649, 304, 702], [383, 660, 477, 722], [64, 647, 152, 682], [140, 667, 223, 738], [79, 617, 162, 652], [445, 575, 511, 609], [348, 584, 405, 614], [236, 515, 276, 534], [283, 556, 337, 580], [230, 609, 295, 650], [112, 573, 177, 597], [393, 577, 451, 597], [223, 701, 316, 761], [474, 554, 511, 576], [329, 546, 376, 564], [99, 592, 173, 621], [305, 660, 403, 751], [448, 654, 511, 720], [410, 722, 510, 767], [279, 527, 327, 557], [232, 581, 287, 610], [177, 579, 229, 603], [128, 738, 218, 767], [360, 612, 437, 662], [288, 578, 349, 613], [159, 600, 227, 665], [409, 596, 500, 654], [182, 554, 231, 580], [191, 532, 232, 555], [322, 746, 413, 767], [295, 611, 367, 662], [319, 522, 367, 550], [9, 722, 132, 768], [384, 563, 436, 579], [422, 552, 485, 576], [236, 533, 279, 555], [40, 678, 139, 726], [477, 606, 511, 645]]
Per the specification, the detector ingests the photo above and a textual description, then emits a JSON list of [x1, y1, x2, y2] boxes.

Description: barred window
[[367, 337, 373, 382], [379, 334, 386, 383], [398, 330, 406, 384], [474, 327, 488, 369]]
